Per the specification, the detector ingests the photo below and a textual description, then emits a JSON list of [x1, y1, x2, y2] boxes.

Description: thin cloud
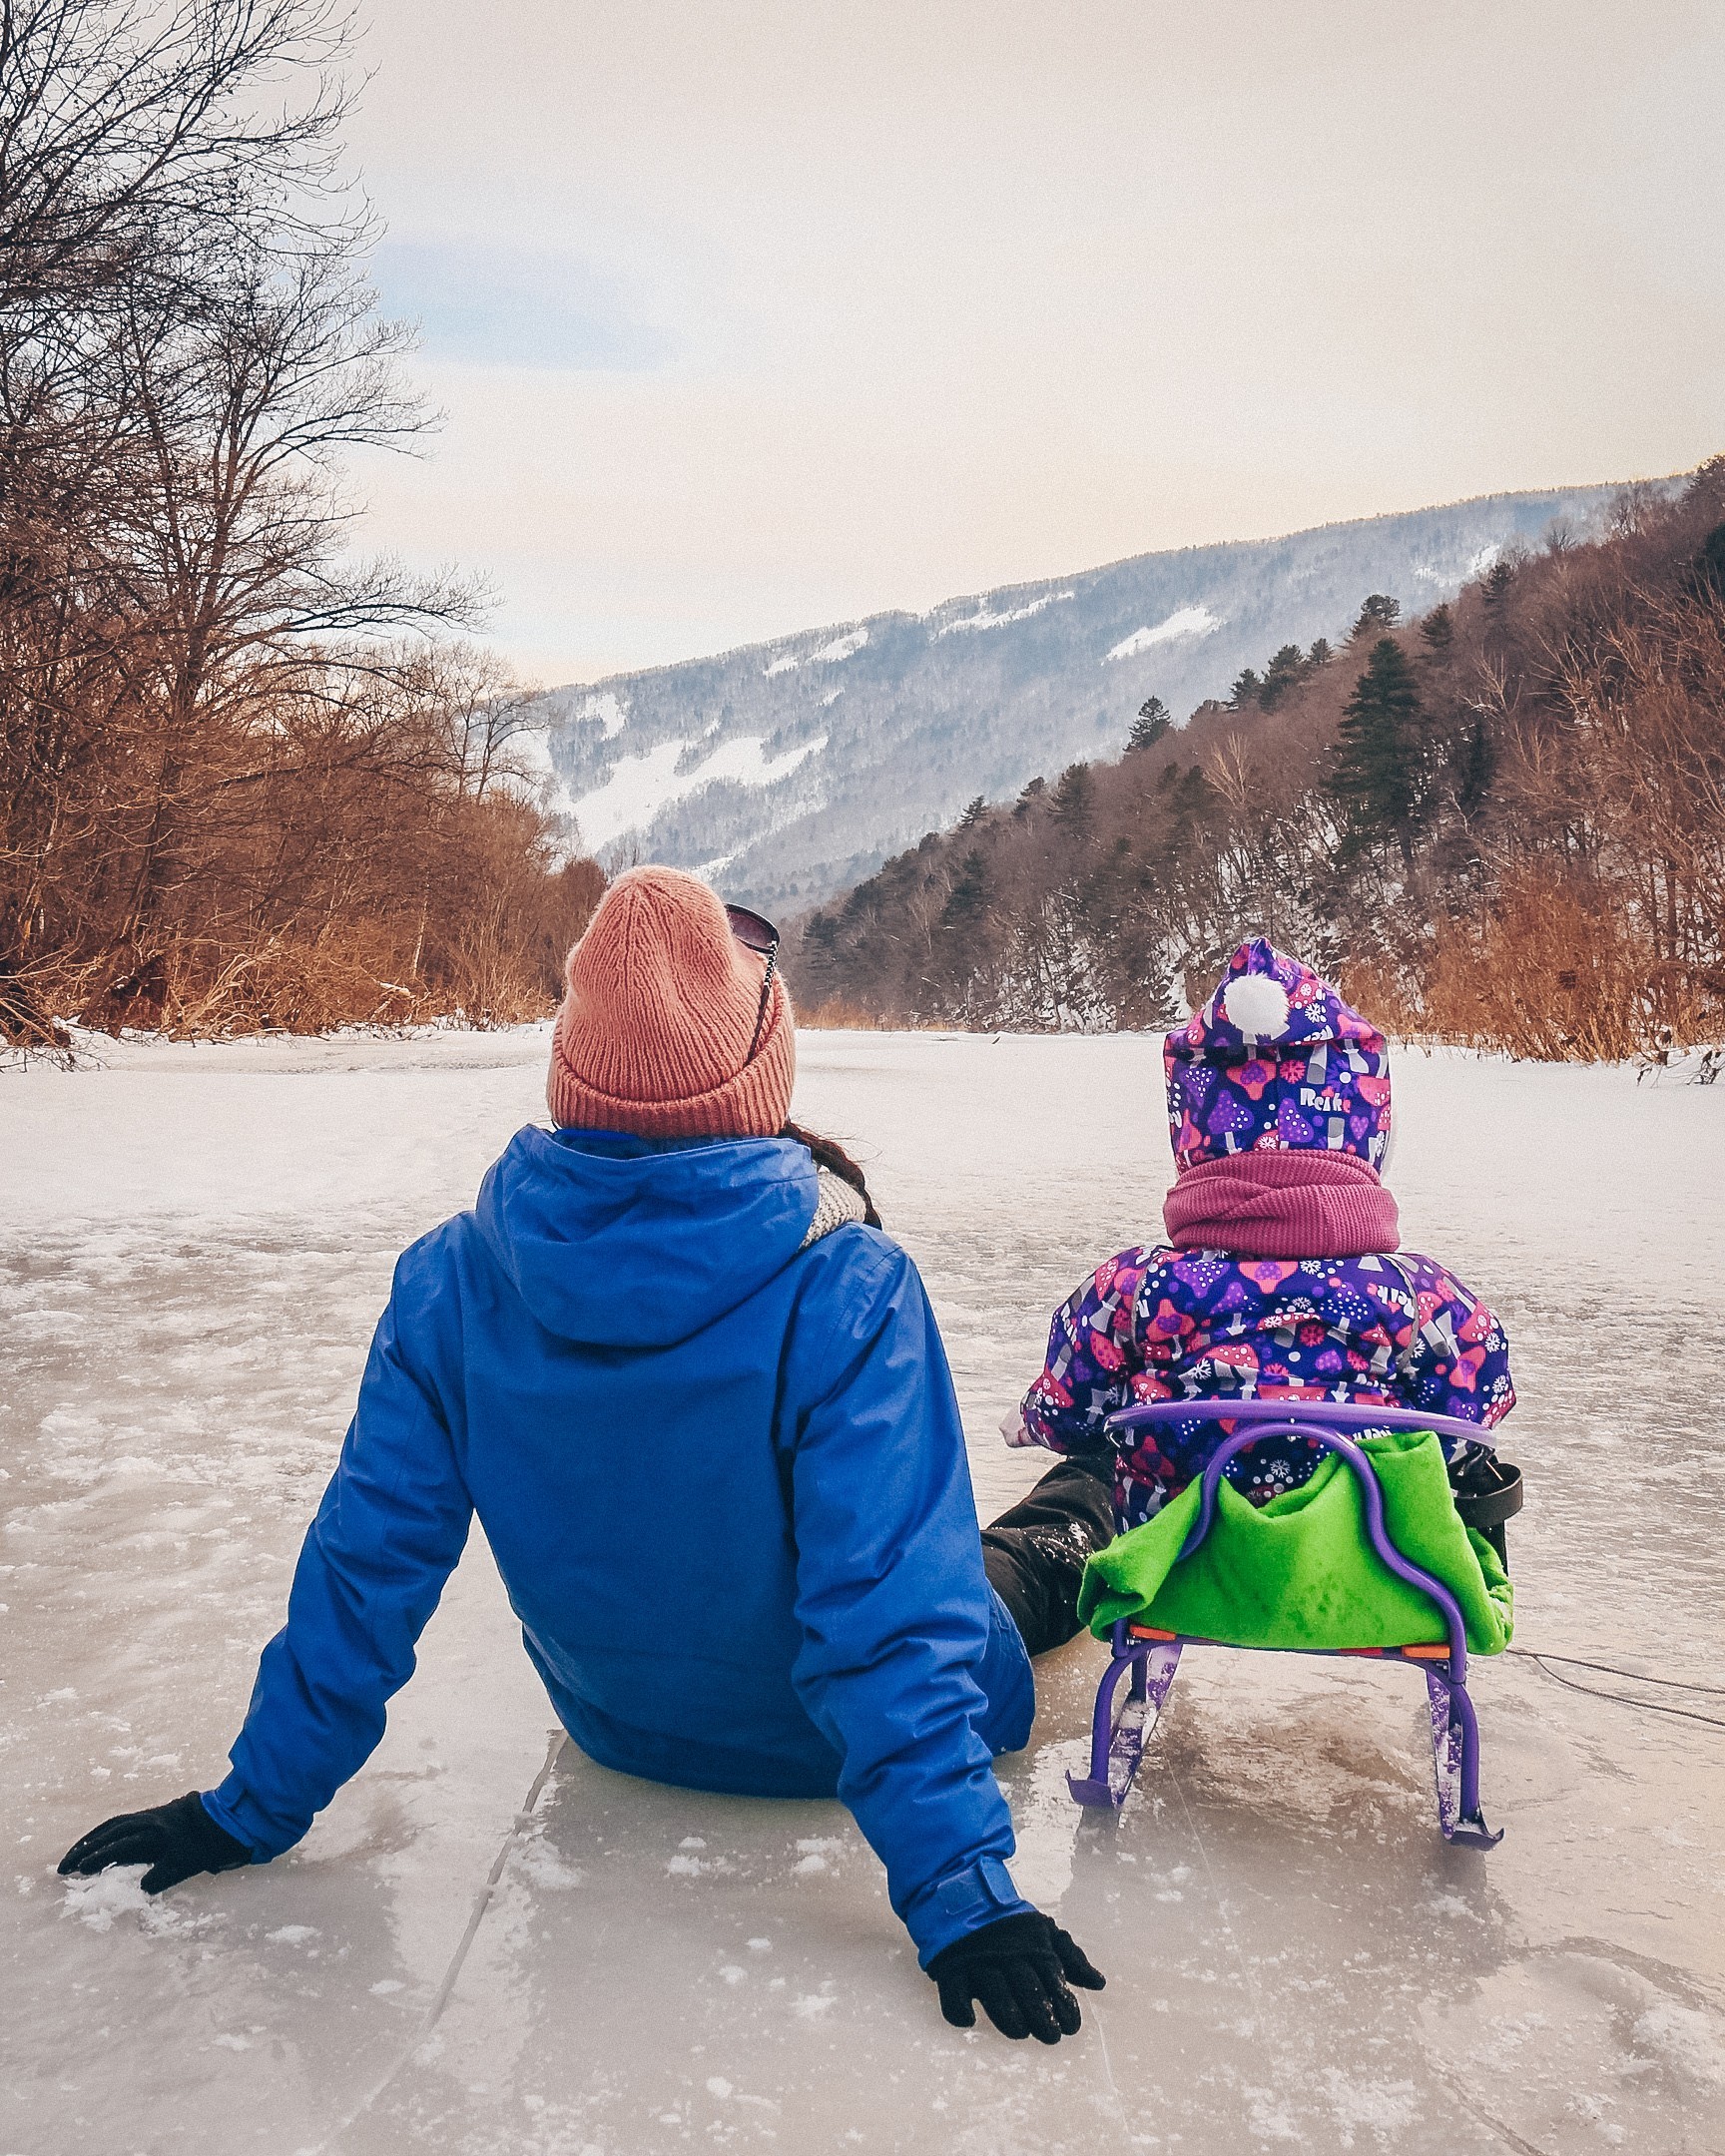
[[371, 240, 675, 372]]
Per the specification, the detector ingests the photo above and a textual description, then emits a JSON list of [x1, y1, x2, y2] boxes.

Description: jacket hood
[[475, 1126, 820, 1348], [1164, 937, 1392, 1171]]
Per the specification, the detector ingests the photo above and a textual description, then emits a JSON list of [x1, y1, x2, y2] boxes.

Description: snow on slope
[[531, 482, 1631, 910], [571, 733, 828, 851], [1104, 603, 1220, 660], [4, 1031, 1721, 2152]]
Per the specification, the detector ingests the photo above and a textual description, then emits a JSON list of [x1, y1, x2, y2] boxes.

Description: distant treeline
[[0, 1, 602, 1049], [789, 462, 1725, 1060]]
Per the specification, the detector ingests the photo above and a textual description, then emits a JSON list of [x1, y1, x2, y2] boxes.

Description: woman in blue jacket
[[61, 867, 1111, 2043]]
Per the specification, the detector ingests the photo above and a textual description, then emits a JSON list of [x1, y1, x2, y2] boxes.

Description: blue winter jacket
[[204, 1127, 1036, 1962]]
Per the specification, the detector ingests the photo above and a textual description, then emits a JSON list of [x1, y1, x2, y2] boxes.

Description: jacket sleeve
[[787, 1243, 1035, 1966], [1021, 1247, 1167, 1450], [1397, 1255, 1516, 1442], [203, 1258, 474, 1858]]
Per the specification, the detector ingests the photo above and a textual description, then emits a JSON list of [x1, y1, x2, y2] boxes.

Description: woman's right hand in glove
[[59, 1791, 252, 1894], [926, 1910, 1106, 2042]]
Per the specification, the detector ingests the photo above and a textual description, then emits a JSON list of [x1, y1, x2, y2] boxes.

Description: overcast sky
[[344, 0, 1725, 686]]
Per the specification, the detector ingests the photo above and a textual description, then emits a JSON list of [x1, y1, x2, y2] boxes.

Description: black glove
[[926, 1911, 1105, 2042], [59, 1791, 252, 1895]]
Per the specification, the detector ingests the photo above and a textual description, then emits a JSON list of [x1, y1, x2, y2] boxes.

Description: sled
[[1066, 1400, 1508, 1848]]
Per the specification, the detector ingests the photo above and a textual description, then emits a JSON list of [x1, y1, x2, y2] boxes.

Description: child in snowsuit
[[1010, 939, 1516, 1533]]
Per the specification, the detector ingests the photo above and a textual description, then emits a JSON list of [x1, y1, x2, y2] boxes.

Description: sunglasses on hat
[[725, 902, 781, 1062]]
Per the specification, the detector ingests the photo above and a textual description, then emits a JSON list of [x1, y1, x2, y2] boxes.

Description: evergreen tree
[[1698, 521, 1725, 602], [1350, 593, 1402, 640], [1307, 637, 1334, 667], [1260, 644, 1306, 709], [1419, 603, 1453, 650], [1229, 667, 1262, 711], [958, 795, 986, 827], [1329, 637, 1424, 863], [1126, 696, 1171, 753], [1480, 560, 1515, 607], [939, 848, 989, 936], [1052, 762, 1094, 825], [1452, 715, 1493, 820]]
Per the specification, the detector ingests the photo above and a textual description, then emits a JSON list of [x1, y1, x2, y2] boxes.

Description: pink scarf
[[1163, 1149, 1401, 1259]]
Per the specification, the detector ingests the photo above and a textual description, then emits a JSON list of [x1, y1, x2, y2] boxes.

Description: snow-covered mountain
[[535, 483, 1624, 910]]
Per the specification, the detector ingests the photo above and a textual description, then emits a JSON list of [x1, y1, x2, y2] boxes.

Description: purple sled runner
[[1066, 1400, 1504, 1850]]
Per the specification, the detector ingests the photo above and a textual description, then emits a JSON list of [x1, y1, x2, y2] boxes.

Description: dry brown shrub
[[1396, 874, 1722, 1060], [797, 996, 889, 1030]]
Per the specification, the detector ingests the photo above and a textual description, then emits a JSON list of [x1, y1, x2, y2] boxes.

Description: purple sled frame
[[1066, 1400, 1503, 1850]]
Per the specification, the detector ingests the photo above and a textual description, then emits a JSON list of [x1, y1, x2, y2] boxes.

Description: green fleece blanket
[[1077, 1427, 1513, 1655]]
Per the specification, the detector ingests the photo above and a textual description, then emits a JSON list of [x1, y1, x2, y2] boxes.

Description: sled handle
[[1107, 1402, 1472, 1683]]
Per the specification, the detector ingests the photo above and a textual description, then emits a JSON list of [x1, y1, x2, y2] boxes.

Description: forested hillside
[[788, 465, 1725, 1061], [538, 484, 1623, 911]]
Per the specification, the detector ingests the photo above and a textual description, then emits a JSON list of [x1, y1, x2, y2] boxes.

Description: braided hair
[[780, 1120, 882, 1229]]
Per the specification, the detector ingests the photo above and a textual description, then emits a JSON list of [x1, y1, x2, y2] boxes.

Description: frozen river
[[3, 1027, 1723, 2155]]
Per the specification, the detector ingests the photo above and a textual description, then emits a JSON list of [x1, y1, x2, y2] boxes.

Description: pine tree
[[1452, 715, 1493, 820], [1260, 644, 1306, 709], [1419, 604, 1453, 650], [939, 848, 989, 935], [1126, 696, 1171, 753], [1329, 637, 1424, 864], [1052, 762, 1094, 825], [1307, 637, 1333, 668], [1229, 668, 1262, 711], [1350, 593, 1401, 640], [1698, 522, 1725, 601]]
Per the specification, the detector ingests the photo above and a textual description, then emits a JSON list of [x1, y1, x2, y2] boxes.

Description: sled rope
[[1507, 1649, 1725, 1730]]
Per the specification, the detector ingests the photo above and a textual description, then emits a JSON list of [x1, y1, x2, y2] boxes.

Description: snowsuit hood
[[475, 1126, 819, 1349], [1164, 937, 1393, 1171]]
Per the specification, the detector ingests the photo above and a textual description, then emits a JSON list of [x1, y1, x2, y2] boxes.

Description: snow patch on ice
[[571, 733, 827, 851], [791, 1992, 837, 2018], [1633, 2001, 1725, 2085], [62, 1868, 149, 1931], [1318, 2067, 1422, 2143], [1105, 606, 1220, 661], [932, 590, 1074, 638], [266, 1923, 318, 1945], [518, 1842, 584, 1890]]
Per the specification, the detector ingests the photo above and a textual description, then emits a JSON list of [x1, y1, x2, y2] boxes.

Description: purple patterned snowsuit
[[1018, 940, 1516, 1529]]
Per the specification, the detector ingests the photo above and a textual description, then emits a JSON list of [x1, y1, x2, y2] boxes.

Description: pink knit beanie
[[546, 866, 795, 1138]]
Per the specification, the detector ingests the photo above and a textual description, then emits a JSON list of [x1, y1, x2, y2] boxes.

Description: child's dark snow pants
[[981, 1455, 1116, 1659]]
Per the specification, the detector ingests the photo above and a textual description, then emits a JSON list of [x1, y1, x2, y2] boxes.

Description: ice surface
[[4, 1031, 1724, 2153]]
